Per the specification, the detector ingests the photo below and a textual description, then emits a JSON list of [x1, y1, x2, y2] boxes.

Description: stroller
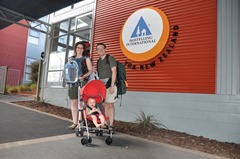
[[76, 80, 114, 146], [64, 60, 113, 145]]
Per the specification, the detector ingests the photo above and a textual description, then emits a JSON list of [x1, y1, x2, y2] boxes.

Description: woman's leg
[[67, 85, 79, 129], [67, 99, 78, 129], [71, 99, 78, 125]]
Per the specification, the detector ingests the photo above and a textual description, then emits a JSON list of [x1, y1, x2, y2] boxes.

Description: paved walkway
[[0, 94, 227, 159]]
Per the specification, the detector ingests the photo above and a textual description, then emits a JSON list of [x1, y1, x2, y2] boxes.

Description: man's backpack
[[97, 55, 127, 105], [115, 59, 127, 96]]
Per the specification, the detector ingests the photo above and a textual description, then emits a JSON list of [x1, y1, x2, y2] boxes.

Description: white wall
[[115, 92, 240, 143], [217, 0, 240, 95], [42, 88, 240, 143]]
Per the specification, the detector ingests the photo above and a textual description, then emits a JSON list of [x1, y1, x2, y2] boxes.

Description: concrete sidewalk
[[0, 94, 33, 102], [0, 94, 227, 159]]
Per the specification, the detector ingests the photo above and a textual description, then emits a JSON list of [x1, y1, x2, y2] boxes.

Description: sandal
[[109, 126, 116, 130], [100, 125, 107, 129], [67, 124, 77, 130]]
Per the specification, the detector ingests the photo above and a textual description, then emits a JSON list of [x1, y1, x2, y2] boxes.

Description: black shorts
[[68, 81, 88, 100]]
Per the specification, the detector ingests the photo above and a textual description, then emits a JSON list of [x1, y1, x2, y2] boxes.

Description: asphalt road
[[0, 94, 227, 159]]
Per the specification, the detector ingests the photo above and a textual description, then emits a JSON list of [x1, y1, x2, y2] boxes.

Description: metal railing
[[0, 66, 20, 94]]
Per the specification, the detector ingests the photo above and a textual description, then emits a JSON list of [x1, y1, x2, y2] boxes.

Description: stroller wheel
[[105, 136, 113, 145], [81, 138, 88, 145], [88, 137, 92, 144], [81, 137, 92, 145]]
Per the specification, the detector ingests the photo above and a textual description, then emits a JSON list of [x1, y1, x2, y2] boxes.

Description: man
[[96, 43, 117, 128]]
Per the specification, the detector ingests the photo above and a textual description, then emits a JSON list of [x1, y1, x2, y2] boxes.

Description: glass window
[[28, 36, 39, 45], [70, 18, 76, 32], [25, 66, 31, 73], [47, 71, 63, 87], [48, 11, 93, 87], [25, 73, 31, 81], [57, 46, 65, 52], [58, 33, 67, 45], [25, 58, 36, 81], [60, 21, 69, 32], [29, 29, 40, 38], [69, 35, 74, 47], [48, 51, 66, 71], [28, 22, 41, 45], [26, 58, 36, 65]]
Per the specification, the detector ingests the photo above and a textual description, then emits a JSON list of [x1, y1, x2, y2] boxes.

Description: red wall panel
[[0, 20, 28, 83], [92, 0, 216, 94]]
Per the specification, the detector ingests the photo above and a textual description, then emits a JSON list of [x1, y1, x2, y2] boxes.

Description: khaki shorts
[[105, 85, 117, 103]]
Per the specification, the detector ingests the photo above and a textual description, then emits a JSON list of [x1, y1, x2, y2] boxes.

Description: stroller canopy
[[81, 80, 106, 103]]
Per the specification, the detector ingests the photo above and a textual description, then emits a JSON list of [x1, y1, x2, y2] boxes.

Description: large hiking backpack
[[97, 55, 127, 101], [115, 60, 127, 96]]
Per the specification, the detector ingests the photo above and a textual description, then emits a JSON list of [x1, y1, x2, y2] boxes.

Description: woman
[[67, 41, 93, 129]]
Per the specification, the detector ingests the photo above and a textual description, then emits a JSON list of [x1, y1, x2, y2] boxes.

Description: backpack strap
[[97, 54, 110, 76], [97, 58, 100, 77], [105, 54, 110, 65]]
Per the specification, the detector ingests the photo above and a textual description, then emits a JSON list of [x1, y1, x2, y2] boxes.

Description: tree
[[30, 61, 40, 83]]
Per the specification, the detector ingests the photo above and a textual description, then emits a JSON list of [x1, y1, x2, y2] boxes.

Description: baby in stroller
[[64, 59, 113, 145], [86, 97, 106, 128], [77, 80, 113, 145]]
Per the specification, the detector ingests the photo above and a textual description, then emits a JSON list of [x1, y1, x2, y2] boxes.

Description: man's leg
[[104, 102, 109, 124], [105, 102, 115, 126]]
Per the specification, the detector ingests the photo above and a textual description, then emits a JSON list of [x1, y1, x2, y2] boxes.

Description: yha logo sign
[[120, 7, 170, 62]]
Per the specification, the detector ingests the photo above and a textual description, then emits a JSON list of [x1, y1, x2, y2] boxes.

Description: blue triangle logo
[[130, 16, 152, 38]]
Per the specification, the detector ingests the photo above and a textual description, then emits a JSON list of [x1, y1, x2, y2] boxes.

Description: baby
[[86, 97, 106, 128]]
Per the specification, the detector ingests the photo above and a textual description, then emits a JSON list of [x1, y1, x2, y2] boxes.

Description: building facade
[[23, 16, 48, 84], [0, 20, 28, 86], [41, 0, 240, 143], [0, 17, 47, 85]]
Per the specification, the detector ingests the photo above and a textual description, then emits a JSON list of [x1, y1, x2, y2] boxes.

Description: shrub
[[134, 111, 167, 129], [6, 85, 32, 94], [30, 61, 40, 83], [29, 83, 37, 91], [19, 85, 28, 92], [7, 86, 19, 94]]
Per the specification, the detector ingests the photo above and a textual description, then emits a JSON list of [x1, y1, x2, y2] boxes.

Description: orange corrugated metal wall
[[92, 0, 216, 94]]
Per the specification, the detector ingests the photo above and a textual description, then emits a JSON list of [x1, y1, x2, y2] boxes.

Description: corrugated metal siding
[[92, 0, 216, 94]]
